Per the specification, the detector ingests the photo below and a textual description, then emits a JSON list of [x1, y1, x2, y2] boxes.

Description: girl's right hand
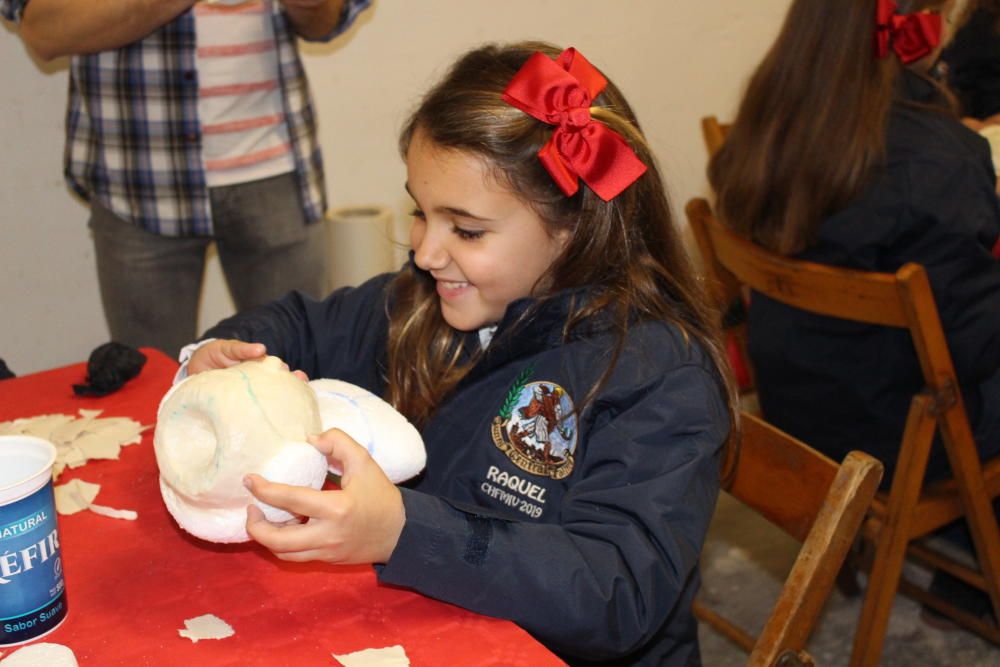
[[243, 429, 405, 565], [187, 339, 267, 375]]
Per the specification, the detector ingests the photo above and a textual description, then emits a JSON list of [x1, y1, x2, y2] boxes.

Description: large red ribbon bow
[[875, 0, 942, 65], [502, 48, 647, 201]]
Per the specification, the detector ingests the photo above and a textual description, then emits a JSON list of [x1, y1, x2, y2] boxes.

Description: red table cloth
[[0, 349, 564, 666]]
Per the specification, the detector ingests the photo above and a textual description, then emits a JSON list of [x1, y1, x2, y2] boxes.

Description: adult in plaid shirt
[[0, 0, 371, 356]]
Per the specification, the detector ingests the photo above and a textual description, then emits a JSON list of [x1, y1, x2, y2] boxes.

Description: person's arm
[[200, 272, 396, 386], [280, 0, 351, 42], [18, 0, 195, 61], [963, 117, 985, 131]]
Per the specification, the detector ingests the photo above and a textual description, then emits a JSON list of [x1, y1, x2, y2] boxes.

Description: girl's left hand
[[243, 429, 405, 565]]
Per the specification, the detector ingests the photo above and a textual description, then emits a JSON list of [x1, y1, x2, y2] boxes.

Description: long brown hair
[[384, 41, 738, 445], [708, 0, 952, 254]]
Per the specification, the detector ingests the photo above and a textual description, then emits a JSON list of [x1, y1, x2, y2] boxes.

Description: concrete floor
[[698, 494, 1000, 666]]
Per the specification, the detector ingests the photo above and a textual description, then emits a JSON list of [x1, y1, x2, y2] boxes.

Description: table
[[0, 349, 565, 666]]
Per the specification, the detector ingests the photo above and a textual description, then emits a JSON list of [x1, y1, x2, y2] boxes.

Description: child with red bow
[[183, 42, 737, 665], [710, 0, 1000, 637]]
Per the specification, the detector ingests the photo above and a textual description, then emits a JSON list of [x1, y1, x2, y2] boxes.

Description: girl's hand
[[187, 339, 267, 375], [243, 429, 405, 565]]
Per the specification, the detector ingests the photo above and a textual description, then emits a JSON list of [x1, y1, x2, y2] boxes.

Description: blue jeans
[[89, 172, 328, 358]]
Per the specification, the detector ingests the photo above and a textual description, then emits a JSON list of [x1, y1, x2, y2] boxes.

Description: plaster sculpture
[[154, 356, 426, 544]]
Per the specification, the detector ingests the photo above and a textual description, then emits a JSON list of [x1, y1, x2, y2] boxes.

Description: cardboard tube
[[327, 205, 396, 289]]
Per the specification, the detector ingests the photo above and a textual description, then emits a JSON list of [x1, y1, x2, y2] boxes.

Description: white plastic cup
[[0, 436, 68, 646]]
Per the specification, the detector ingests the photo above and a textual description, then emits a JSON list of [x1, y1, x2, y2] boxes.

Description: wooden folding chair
[[699, 115, 758, 397], [701, 115, 731, 157], [686, 197, 1000, 665], [696, 412, 883, 666]]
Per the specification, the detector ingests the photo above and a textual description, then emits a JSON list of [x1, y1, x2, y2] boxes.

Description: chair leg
[[939, 413, 1000, 623], [834, 537, 866, 598], [850, 400, 936, 667], [850, 515, 919, 666]]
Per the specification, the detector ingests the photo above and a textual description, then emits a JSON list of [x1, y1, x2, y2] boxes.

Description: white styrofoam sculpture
[[154, 356, 426, 543], [308, 379, 426, 483]]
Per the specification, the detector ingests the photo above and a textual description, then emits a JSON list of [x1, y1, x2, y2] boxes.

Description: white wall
[[0, 0, 790, 375]]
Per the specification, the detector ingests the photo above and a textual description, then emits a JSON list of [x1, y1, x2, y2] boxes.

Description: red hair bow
[[875, 0, 942, 65], [502, 48, 647, 201]]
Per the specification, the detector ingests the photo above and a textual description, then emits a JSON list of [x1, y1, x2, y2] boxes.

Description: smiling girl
[[185, 41, 736, 665]]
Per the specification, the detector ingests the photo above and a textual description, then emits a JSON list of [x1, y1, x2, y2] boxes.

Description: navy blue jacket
[[749, 70, 1000, 482], [203, 273, 729, 666]]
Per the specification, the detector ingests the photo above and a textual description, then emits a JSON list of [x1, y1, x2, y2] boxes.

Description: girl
[[709, 0, 1000, 483], [709, 0, 1000, 624], [186, 42, 736, 665]]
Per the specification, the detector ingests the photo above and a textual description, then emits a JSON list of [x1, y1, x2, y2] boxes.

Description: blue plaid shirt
[[1, 0, 370, 236]]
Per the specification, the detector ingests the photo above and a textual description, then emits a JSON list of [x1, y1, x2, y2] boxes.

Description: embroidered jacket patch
[[491, 367, 577, 479]]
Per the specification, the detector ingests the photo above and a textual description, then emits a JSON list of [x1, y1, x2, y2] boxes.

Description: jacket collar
[[399, 254, 607, 383], [458, 286, 606, 387]]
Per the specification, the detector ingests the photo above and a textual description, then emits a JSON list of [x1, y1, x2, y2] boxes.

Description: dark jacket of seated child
[[749, 70, 1000, 483], [202, 270, 730, 666]]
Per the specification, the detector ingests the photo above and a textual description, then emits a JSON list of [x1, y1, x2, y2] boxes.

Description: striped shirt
[[194, 1, 296, 186], [0, 0, 371, 237]]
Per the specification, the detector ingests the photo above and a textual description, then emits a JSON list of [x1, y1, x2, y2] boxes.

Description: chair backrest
[[684, 197, 961, 410], [697, 412, 883, 666], [701, 116, 731, 157], [686, 199, 1000, 663]]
